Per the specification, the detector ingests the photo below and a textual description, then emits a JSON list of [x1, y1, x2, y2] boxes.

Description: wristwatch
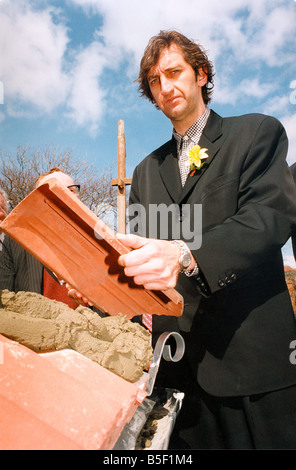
[[171, 239, 192, 273], [170, 239, 199, 277]]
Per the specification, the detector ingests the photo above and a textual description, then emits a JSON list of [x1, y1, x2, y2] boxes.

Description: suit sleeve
[[129, 166, 140, 206], [192, 116, 296, 295], [0, 237, 16, 291]]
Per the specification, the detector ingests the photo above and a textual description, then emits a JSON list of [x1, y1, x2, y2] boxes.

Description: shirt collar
[[173, 107, 210, 146]]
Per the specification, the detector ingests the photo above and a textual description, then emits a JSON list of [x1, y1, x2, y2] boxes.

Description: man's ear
[[197, 68, 208, 87]]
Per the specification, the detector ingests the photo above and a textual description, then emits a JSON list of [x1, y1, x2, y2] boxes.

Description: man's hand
[[117, 233, 192, 291]]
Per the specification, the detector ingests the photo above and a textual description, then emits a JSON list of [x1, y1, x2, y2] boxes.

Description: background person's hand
[[66, 284, 93, 307]]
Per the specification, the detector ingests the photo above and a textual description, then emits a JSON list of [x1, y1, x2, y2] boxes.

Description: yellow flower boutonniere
[[187, 145, 209, 176]]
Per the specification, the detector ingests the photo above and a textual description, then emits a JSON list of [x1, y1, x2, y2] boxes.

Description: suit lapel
[[158, 139, 182, 203], [157, 111, 224, 204], [178, 111, 224, 204]]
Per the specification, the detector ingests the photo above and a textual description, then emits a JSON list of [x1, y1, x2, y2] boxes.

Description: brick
[[0, 335, 146, 450]]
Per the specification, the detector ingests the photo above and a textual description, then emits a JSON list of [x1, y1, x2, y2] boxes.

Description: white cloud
[[69, 0, 296, 109], [0, 0, 295, 133], [215, 77, 276, 106], [253, 6, 296, 67], [263, 95, 291, 118], [66, 41, 108, 134], [0, 1, 70, 113], [76, 0, 295, 61]]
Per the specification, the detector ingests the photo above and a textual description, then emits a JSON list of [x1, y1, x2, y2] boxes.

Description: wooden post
[[111, 120, 132, 233]]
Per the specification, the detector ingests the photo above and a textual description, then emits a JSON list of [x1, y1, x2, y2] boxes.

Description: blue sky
[[0, 0, 296, 265]]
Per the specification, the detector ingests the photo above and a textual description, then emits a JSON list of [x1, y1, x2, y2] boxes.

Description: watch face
[[182, 252, 192, 269]]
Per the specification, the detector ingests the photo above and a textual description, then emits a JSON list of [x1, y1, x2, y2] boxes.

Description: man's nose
[[160, 76, 173, 94]]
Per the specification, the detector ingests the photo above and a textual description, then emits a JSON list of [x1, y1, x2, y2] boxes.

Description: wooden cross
[[111, 120, 132, 234], [112, 120, 153, 331]]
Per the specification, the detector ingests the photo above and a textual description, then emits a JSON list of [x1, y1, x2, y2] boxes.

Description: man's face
[[147, 44, 207, 133], [0, 195, 7, 222]]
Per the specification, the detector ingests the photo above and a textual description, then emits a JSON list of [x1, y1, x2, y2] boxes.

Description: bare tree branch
[[0, 145, 118, 228]]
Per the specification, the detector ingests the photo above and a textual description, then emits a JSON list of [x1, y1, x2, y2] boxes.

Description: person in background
[[117, 30, 296, 449], [0, 187, 9, 251], [0, 168, 80, 308]]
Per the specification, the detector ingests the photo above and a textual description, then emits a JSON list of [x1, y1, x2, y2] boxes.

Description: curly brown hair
[[136, 30, 215, 106]]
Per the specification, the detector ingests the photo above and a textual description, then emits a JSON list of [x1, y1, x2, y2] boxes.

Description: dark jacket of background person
[[0, 236, 43, 293]]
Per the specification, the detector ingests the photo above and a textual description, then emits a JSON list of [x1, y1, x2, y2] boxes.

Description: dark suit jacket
[[290, 162, 296, 259], [0, 236, 43, 293], [129, 110, 296, 397]]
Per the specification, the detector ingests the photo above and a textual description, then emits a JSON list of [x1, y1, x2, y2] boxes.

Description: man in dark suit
[[117, 30, 296, 449], [0, 168, 81, 308]]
